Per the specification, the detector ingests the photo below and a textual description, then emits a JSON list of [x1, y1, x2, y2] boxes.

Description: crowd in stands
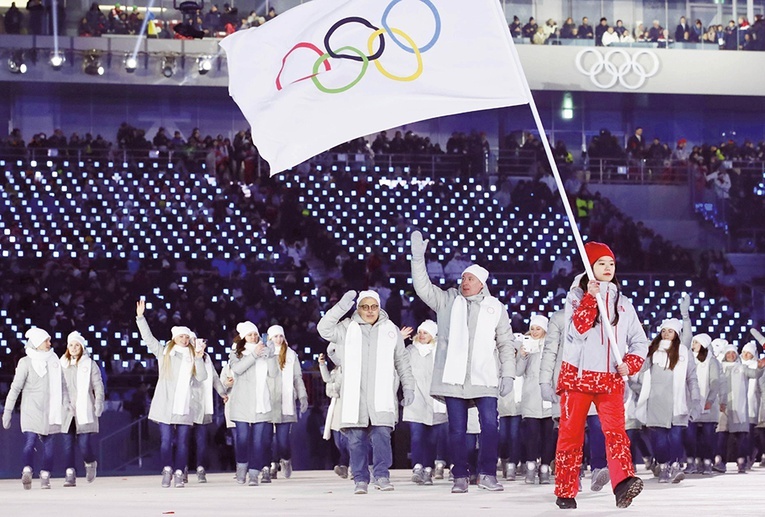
[[1, 2, 278, 39], [508, 13, 765, 49]]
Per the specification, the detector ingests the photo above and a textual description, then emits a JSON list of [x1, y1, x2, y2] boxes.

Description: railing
[[585, 158, 692, 185], [97, 415, 155, 472]]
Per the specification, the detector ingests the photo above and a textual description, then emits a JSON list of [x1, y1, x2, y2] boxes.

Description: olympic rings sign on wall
[[275, 0, 441, 94], [575, 48, 660, 90]]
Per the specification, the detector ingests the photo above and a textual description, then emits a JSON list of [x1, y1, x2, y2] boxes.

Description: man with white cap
[[318, 289, 415, 495], [410, 231, 516, 493], [3, 327, 69, 489]]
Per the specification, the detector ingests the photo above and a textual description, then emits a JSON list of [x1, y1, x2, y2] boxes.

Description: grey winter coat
[[633, 316, 702, 428], [721, 359, 764, 433], [693, 353, 725, 424], [190, 355, 228, 425], [227, 345, 278, 424], [538, 309, 565, 418], [411, 256, 516, 400], [5, 356, 70, 435], [517, 346, 552, 419], [61, 356, 105, 434], [269, 347, 308, 424], [317, 300, 414, 429], [136, 316, 208, 425], [403, 344, 449, 426]]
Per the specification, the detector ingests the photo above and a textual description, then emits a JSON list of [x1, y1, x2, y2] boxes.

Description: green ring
[[311, 45, 369, 94]]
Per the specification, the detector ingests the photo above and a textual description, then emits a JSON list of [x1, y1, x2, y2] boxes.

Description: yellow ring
[[367, 27, 423, 82]]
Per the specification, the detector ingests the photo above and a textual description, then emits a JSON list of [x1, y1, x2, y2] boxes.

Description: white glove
[[402, 389, 415, 406], [299, 397, 308, 414], [410, 231, 428, 258], [540, 383, 557, 403], [339, 290, 357, 311], [2, 411, 11, 430], [499, 377, 514, 397], [679, 294, 691, 318]]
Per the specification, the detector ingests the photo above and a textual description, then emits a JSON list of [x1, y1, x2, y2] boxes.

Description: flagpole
[[505, 44, 624, 369]]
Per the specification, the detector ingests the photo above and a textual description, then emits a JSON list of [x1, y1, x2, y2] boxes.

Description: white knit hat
[[742, 341, 758, 358], [356, 290, 380, 308], [268, 325, 285, 339], [692, 333, 712, 349], [25, 327, 51, 349], [171, 326, 192, 340], [723, 344, 738, 357], [236, 321, 259, 339], [529, 314, 549, 332], [67, 331, 87, 347], [417, 320, 438, 341], [659, 318, 682, 337], [711, 338, 728, 356], [462, 264, 489, 285]]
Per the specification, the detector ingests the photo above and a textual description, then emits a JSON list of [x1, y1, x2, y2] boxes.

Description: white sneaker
[[196, 466, 207, 483], [85, 461, 97, 483], [64, 468, 76, 487], [40, 470, 51, 489], [173, 469, 185, 488], [411, 464, 425, 484], [280, 459, 292, 479], [22, 466, 32, 490], [590, 467, 610, 492], [161, 466, 172, 488]]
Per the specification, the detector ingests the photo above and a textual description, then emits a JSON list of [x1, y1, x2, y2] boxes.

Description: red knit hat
[[584, 241, 615, 266]]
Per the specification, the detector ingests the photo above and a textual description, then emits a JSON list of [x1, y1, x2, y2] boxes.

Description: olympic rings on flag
[[368, 28, 423, 82], [324, 17, 386, 62], [311, 46, 369, 94], [275, 0, 441, 93], [276, 42, 330, 91], [381, 0, 441, 54]]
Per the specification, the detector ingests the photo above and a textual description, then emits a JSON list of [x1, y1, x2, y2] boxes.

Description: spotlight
[[49, 52, 65, 71], [197, 56, 213, 75], [83, 51, 104, 76], [8, 50, 27, 74], [125, 54, 138, 73], [161, 55, 176, 78]]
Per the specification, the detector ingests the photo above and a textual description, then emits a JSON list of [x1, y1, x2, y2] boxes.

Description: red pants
[[554, 389, 635, 498]]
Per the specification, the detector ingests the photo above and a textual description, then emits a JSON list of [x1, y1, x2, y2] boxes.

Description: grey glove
[[299, 397, 308, 415], [402, 389, 415, 406], [410, 231, 428, 258], [339, 290, 357, 311], [679, 294, 691, 318], [2, 411, 11, 430], [499, 377, 514, 397], [95, 402, 104, 418], [540, 382, 557, 403]]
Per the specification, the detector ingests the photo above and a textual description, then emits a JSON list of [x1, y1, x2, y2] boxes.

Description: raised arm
[[680, 295, 692, 350], [135, 300, 162, 357], [317, 291, 356, 345], [410, 231, 450, 312]]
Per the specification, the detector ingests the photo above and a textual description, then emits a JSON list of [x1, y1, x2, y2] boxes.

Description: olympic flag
[[220, 0, 531, 175]]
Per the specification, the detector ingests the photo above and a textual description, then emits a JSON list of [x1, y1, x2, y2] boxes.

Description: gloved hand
[[339, 290, 357, 311], [299, 397, 308, 415], [499, 377, 514, 397], [95, 401, 104, 418], [410, 231, 428, 258], [540, 383, 557, 403], [2, 411, 11, 430], [402, 389, 415, 406], [679, 294, 691, 318]]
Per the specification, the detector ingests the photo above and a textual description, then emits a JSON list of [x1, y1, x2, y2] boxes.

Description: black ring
[[324, 17, 386, 62]]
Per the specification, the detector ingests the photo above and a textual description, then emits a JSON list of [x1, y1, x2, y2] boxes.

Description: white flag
[[220, 0, 531, 175]]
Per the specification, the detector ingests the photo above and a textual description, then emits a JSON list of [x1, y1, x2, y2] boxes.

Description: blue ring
[[381, 0, 441, 54]]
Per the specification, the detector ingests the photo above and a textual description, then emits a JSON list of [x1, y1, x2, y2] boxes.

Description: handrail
[[98, 414, 152, 470]]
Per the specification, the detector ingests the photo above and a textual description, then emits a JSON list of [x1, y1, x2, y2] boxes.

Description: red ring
[[276, 42, 331, 91]]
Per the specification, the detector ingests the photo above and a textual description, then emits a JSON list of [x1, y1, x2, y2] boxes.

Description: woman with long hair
[[136, 299, 207, 488], [633, 311, 701, 484], [228, 321, 275, 486], [60, 331, 105, 487], [265, 324, 308, 479]]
